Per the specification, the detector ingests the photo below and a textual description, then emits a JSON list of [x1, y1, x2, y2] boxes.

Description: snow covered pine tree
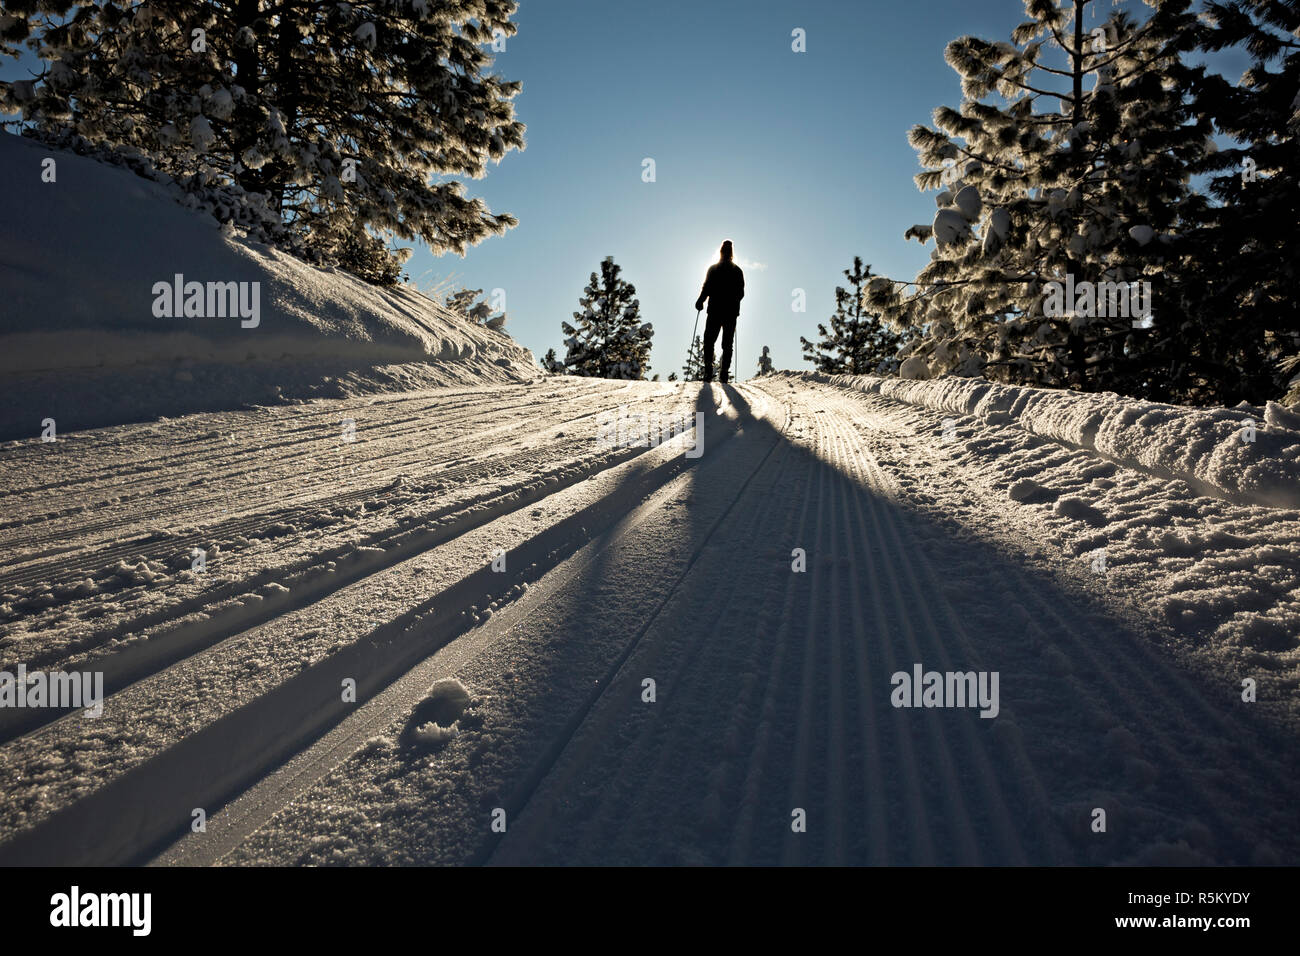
[[682, 335, 706, 381], [561, 256, 654, 379], [867, 0, 1214, 398], [1189, 0, 1300, 404], [445, 288, 506, 327], [0, 0, 526, 285], [801, 255, 906, 374]]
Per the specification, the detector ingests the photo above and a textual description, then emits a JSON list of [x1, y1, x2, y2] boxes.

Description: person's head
[[720, 240, 733, 262]]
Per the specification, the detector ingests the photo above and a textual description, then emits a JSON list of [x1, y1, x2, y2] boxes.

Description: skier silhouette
[[694, 240, 744, 383]]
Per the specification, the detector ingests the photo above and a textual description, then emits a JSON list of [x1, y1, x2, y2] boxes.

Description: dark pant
[[703, 313, 737, 382]]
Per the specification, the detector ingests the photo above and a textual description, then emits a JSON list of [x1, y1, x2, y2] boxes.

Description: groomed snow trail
[[481, 379, 1299, 865], [1, 377, 1296, 866]]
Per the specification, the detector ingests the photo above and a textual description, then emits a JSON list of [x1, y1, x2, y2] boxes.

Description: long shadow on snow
[[457, 381, 1300, 866]]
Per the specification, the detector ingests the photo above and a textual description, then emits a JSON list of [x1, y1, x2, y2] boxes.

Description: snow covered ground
[[2, 128, 1297, 868], [0, 131, 538, 440], [1, 372, 1296, 866]]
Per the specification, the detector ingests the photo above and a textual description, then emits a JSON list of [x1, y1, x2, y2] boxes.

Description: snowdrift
[[792, 371, 1300, 510], [0, 132, 537, 439]]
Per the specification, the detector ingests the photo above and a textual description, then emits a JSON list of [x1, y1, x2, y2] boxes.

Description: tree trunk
[[231, 0, 264, 196], [1066, 0, 1089, 390], [270, 1, 303, 216]]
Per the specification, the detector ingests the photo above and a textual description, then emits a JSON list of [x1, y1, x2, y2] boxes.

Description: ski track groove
[[0, 383, 635, 572], [0, 387, 703, 743], [0, 381, 643, 564], [482, 386, 786, 865], [824, 438, 849, 867], [725, 403, 818, 865], [827, 402, 1026, 864], [0, 384, 578, 527], [850, 420, 1067, 862], [821, 400, 937, 864], [836, 427, 893, 866], [550, 396, 802, 862], [779, 402, 833, 866], [0, 388, 712, 865], [0, 387, 701, 670]]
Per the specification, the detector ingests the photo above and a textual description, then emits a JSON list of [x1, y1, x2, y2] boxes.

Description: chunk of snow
[[1053, 496, 1108, 527], [899, 356, 929, 379], [206, 88, 233, 120], [1008, 479, 1056, 504], [410, 721, 458, 745], [189, 116, 215, 153], [1264, 401, 1300, 433], [402, 678, 472, 749], [933, 208, 972, 247], [986, 207, 1010, 241], [953, 185, 982, 222], [1128, 225, 1155, 246]]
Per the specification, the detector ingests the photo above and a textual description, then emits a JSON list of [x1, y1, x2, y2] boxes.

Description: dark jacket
[[695, 261, 745, 318]]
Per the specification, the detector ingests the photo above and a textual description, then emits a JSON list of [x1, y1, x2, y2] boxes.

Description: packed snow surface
[[2, 374, 1297, 867]]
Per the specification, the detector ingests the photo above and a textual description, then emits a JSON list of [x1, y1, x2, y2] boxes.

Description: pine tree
[[757, 346, 774, 376], [1189, 0, 1300, 403], [801, 256, 903, 374], [682, 335, 705, 381], [0, 0, 526, 284], [541, 348, 563, 373], [867, 0, 1212, 395], [445, 288, 494, 324], [561, 256, 653, 379]]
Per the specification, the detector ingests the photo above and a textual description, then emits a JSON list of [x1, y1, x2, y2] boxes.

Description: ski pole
[[690, 309, 700, 380], [733, 324, 739, 383]]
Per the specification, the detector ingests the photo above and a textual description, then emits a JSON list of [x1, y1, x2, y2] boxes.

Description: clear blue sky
[[433, 0, 1186, 378], [5, 1, 1240, 379], [441, 0, 1015, 379]]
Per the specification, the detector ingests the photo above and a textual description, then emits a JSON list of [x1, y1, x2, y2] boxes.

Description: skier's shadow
[[482, 376, 1300, 867]]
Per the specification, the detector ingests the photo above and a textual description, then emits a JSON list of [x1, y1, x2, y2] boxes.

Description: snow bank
[[0, 132, 538, 438], [792, 371, 1300, 509]]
